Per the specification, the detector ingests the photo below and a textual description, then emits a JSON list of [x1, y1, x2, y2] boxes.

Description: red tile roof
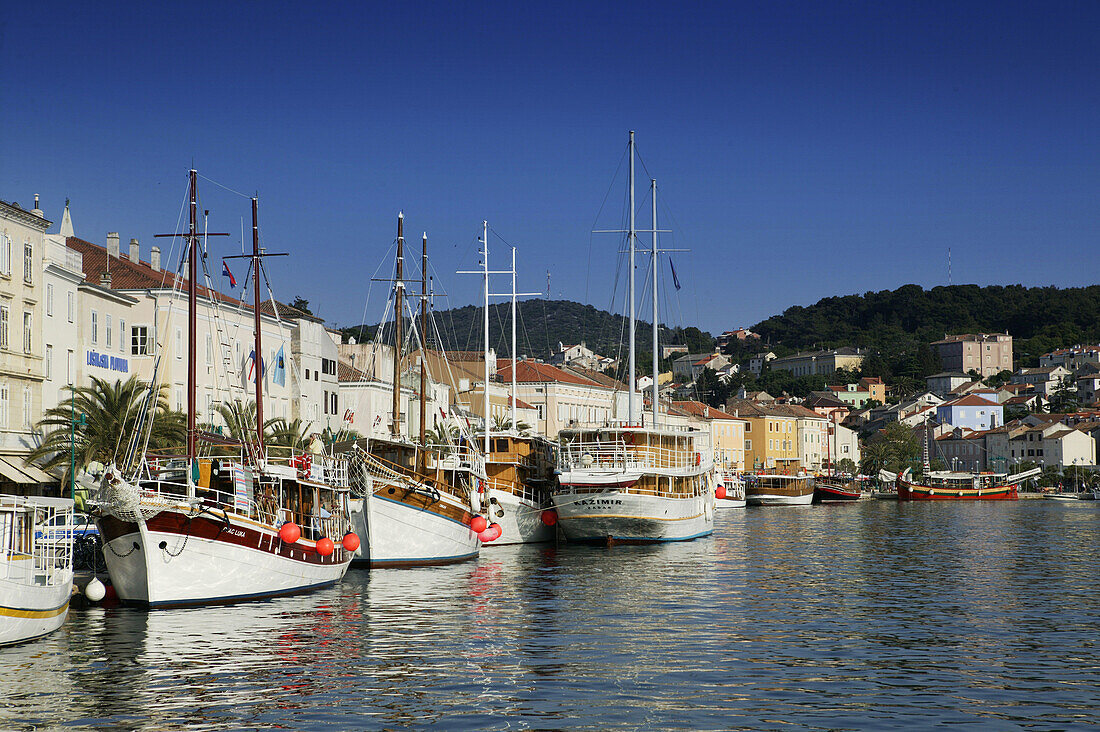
[[941, 394, 1001, 408], [496, 360, 605, 387], [672, 400, 742, 420]]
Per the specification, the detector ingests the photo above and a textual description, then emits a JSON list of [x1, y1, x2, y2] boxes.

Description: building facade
[[932, 333, 1013, 377]]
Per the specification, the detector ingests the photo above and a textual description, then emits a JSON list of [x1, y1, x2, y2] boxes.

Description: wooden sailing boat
[[342, 215, 484, 567], [92, 171, 355, 607], [552, 132, 716, 543]]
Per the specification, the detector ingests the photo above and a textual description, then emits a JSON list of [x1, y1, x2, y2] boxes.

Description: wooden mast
[[419, 232, 428, 455], [187, 169, 198, 460], [251, 197, 264, 456], [391, 213, 404, 437]]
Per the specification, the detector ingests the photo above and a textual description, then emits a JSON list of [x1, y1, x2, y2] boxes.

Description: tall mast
[[628, 131, 636, 424], [510, 246, 517, 432], [419, 232, 428, 455], [391, 213, 404, 437], [482, 220, 490, 456], [651, 179, 658, 426], [187, 169, 198, 460], [251, 197, 264, 455]]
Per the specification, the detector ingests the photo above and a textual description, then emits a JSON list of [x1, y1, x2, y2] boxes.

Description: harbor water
[[3, 501, 1099, 730]]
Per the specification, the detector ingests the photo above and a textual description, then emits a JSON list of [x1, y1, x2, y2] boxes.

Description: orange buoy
[[540, 509, 558, 526], [316, 537, 334, 556], [470, 515, 488, 533], [278, 522, 301, 544], [716, 485, 727, 500], [342, 532, 360, 552]]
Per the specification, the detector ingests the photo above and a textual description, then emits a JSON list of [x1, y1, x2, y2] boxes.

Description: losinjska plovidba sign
[[86, 350, 129, 373]]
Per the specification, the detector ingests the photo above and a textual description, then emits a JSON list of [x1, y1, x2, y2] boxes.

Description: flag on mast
[[222, 260, 237, 288], [669, 258, 681, 291]]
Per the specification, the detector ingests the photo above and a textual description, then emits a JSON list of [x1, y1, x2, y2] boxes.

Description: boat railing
[[432, 446, 486, 475], [558, 441, 712, 473], [347, 448, 472, 505], [1, 496, 73, 585], [487, 477, 543, 504]]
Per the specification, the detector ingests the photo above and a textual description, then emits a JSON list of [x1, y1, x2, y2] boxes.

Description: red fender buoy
[[540, 509, 558, 527], [316, 537, 334, 556], [278, 522, 301, 544], [470, 515, 488, 533], [716, 485, 727, 500], [342, 533, 360, 552]]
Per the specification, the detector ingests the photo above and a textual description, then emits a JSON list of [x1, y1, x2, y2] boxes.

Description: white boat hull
[[746, 492, 814, 506], [356, 492, 480, 568], [0, 570, 72, 647], [551, 489, 714, 543], [97, 510, 351, 608], [716, 497, 747, 509], [483, 488, 554, 545]]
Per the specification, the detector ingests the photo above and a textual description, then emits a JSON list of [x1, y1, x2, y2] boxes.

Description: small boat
[[94, 172, 355, 607], [896, 467, 1042, 501], [814, 478, 861, 503], [745, 473, 815, 506], [1, 495, 74, 646], [1043, 492, 1087, 502], [715, 470, 746, 508], [484, 433, 556, 544]]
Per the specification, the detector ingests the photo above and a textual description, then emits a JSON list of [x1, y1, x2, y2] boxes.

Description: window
[[91, 311, 98, 345], [305, 368, 310, 380], [105, 315, 112, 349], [45, 344, 52, 380], [119, 320, 125, 352], [323, 390, 329, 415], [175, 328, 182, 360], [67, 292, 74, 322], [131, 325, 150, 355], [745, 439, 751, 450], [331, 392, 337, 415], [23, 243, 33, 284], [0, 305, 8, 349], [0, 383, 8, 426], [0, 235, 9, 275], [175, 386, 183, 412], [67, 350, 73, 384], [23, 312, 31, 353], [22, 387, 31, 430], [205, 333, 213, 364], [46, 284, 54, 316]]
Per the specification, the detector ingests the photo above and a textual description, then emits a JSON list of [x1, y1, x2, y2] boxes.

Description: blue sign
[[86, 350, 128, 373]]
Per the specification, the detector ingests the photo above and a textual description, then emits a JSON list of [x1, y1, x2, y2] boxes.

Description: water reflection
[[1, 501, 1098, 730]]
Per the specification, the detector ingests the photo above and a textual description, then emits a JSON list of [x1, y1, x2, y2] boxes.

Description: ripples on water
[[3, 502, 1099, 730]]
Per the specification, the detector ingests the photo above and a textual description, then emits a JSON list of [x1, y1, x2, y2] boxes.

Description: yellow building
[[725, 399, 800, 471], [672, 401, 747, 471]]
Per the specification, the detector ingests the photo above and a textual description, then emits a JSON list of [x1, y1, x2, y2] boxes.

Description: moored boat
[[715, 470, 747, 508], [745, 473, 815, 506], [896, 467, 1041, 501], [1, 495, 74, 646], [814, 478, 861, 503], [484, 433, 556, 544], [93, 172, 355, 607], [553, 425, 715, 543]]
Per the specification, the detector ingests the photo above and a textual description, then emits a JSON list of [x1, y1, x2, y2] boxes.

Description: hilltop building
[[768, 347, 864, 377], [931, 333, 1013, 378]]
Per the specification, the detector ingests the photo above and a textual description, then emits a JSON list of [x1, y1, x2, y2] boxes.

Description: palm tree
[[29, 375, 184, 481], [211, 400, 259, 443], [491, 415, 532, 433], [264, 417, 311, 457]]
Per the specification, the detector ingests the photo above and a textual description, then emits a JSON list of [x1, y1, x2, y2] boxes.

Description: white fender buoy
[[85, 577, 106, 602]]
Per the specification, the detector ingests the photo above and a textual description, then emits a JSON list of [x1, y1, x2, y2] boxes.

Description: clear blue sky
[[3, 1, 1098, 336]]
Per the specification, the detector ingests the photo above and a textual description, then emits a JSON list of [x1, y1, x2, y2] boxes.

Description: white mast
[[482, 220, 490, 456], [651, 179, 659, 426], [628, 130, 636, 424], [511, 246, 518, 431]]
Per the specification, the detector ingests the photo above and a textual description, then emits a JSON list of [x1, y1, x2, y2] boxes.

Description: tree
[[1047, 376, 1080, 414], [29, 376, 185, 480], [264, 417, 312, 456], [211, 400, 259, 442], [491, 414, 532, 433], [835, 457, 858, 476], [290, 297, 314, 315]]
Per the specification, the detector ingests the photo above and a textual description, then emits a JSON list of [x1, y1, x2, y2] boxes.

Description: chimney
[[150, 246, 161, 271], [107, 232, 120, 258], [32, 194, 43, 218], [100, 270, 112, 287], [129, 238, 139, 262]]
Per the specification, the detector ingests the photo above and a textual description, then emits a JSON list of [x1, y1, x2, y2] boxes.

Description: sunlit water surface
[[3, 501, 1099, 730]]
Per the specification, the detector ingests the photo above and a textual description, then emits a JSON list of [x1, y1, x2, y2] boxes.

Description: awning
[[0, 457, 59, 485]]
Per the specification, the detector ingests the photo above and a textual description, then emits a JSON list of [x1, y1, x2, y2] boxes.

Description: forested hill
[[338, 299, 714, 363], [744, 284, 1100, 371]]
